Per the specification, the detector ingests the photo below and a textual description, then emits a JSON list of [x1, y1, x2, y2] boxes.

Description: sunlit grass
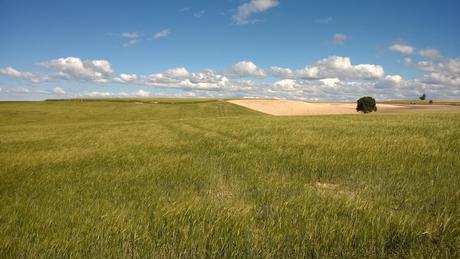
[[0, 100, 459, 257]]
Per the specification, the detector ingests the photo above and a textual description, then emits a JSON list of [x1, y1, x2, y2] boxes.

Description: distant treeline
[[45, 98, 222, 105], [381, 100, 460, 106]]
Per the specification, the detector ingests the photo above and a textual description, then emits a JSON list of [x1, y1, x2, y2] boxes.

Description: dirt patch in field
[[315, 182, 340, 190], [228, 99, 460, 116], [314, 182, 357, 200]]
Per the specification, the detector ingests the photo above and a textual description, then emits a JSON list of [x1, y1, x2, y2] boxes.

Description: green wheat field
[[1, 99, 459, 258]]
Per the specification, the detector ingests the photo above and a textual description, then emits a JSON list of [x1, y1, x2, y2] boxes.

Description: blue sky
[[1, 0, 459, 100]]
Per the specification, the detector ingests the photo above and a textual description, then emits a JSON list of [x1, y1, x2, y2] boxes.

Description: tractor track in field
[[159, 120, 281, 162]]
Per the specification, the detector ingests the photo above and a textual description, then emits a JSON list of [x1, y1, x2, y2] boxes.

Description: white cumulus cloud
[[233, 0, 279, 25], [154, 29, 171, 39], [232, 61, 266, 77], [415, 58, 460, 87], [165, 67, 190, 78], [389, 43, 414, 55], [117, 73, 138, 82], [273, 79, 298, 91], [0, 66, 51, 83], [85, 91, 113, 97], [270, 66, 293, 78], [38, 57, 113, 83], [418, 48, 442, 59], [320, 78, 340, 87], [375, 75, 404, 89], [53, 87, 66, 94], [136, 68, 229, 90], [136, 89, 150, 97], [385, 75, 402, 84], [295, 56, 384, 80]]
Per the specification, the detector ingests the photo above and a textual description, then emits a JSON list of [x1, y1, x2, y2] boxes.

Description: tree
[[356, 96, 377, 113], [419, 93, 426, 100]]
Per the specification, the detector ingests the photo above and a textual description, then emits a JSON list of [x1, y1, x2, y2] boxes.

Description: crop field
[[0, 100, 459, 258]]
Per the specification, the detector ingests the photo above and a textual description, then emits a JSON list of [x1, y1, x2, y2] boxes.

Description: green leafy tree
[[356, 96, 377, 113]]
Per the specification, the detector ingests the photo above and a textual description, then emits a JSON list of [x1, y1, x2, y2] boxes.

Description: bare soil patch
[[228, 99, 460, 116]]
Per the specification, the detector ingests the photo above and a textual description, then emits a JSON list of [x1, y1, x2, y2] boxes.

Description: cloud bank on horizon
[[2, 51, 459, 101], [0, 0, 459, 100]]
